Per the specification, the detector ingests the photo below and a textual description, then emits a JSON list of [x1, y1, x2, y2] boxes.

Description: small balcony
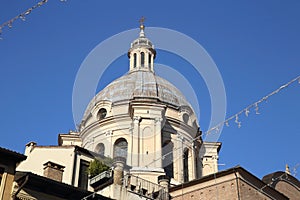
[[89, 171, 112, 188]]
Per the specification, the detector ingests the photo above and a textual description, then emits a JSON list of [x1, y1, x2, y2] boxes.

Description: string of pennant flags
[[0, 0, 67, 39], [145, 75, 300, 168], [203, 75, 300, 136]]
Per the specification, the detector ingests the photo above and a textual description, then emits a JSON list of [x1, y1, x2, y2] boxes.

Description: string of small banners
[[0, 0, 67, 39], [146, 75, 300, 168]]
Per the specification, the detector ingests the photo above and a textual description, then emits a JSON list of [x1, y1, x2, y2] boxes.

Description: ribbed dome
[[83, 71, 193, 118], [131, 35, 153, 49], [82, 24, 195, 121]]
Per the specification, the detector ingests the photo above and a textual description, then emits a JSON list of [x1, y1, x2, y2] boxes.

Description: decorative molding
[[105, 130, 113, 136], [154, 117, 163, 123], [133, 116, 141, 123]]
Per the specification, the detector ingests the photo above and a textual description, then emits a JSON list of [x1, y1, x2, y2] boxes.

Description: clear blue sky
[[1, 0, 300, 179]]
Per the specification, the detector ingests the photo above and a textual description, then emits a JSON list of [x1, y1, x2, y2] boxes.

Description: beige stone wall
[[81, 99, 201, 185], [18, 147, 74, 184]]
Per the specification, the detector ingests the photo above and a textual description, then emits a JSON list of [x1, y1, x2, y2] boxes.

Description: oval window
[[183, 113, 189, 124], [98, 108, 107, 120]]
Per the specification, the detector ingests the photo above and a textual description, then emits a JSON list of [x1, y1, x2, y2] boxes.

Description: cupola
[[128, 17, 156, 73]]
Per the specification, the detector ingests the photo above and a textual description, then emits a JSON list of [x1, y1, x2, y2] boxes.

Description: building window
[[0, 167, 4, 187], [97, 108, 107, 120], [141, 52, 145, 67], [162, 140, 174, 178], [183, 149, 189, 182], [78, 160, 89, 190], [133, 53, 137, 68], [148, 54, 151, 67], [95, 143, 105, 156], [183, 113, 189, 124], [114, 138, 128, 161]]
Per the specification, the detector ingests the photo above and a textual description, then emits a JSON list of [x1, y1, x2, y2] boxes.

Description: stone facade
[[170, 166, 288, 200]]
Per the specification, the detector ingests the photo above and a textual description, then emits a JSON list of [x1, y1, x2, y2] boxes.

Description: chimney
[[113, 157, 125, 185], [43, 161, 65, 182], [24, 141, 37, 155]]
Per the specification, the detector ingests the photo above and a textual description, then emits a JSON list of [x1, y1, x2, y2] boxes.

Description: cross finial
[[139, 16, 145, 30]]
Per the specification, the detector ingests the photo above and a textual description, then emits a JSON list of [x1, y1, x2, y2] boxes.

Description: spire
[[139, 16, 145, 37]]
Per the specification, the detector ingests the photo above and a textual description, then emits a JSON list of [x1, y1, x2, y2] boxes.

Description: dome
[[82, 23, 196, 122], [83, 70, 194, 119], [130, 34, 154, 49], [128, 36, 156, 59]]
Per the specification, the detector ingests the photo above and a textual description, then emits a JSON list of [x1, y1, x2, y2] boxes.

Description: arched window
[[162, 140, 174, 178], [183, 148, 189, 182], [114, 138, 128, 161], [133, 53, 137, 68], [95, 143, 105, 156], [148, 54, 151, 68], [97, 108, 107, 120], [141, 52, 145, 67]]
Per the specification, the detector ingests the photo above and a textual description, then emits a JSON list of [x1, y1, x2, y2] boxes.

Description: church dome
[[82, 70, 193, 119], [82, 22, 196, 121], [77, 22, 202, 184]]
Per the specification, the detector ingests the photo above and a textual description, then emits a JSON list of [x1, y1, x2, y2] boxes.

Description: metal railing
[[89, 171, 111, 185], [123, 174, 168, 200]]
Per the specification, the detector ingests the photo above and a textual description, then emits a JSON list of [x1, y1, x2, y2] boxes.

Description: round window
[[98, 108, 107, 120]]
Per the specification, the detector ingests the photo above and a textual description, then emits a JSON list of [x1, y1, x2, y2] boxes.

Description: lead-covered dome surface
[[82, 70, 194, 119], [82, 23, 196, 121]]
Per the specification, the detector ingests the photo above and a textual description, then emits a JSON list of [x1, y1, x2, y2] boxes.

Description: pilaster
[[132, 116, 141, 166], [154, 117, 163, 168]]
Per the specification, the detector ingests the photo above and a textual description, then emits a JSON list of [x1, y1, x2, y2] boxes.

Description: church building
[[2, 22, 299, 200]]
